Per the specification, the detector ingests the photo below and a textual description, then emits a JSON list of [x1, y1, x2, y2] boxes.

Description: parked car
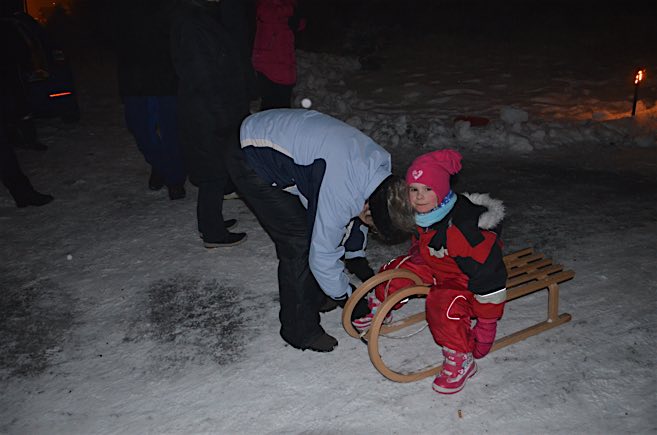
[[0, 11, 80, 123]]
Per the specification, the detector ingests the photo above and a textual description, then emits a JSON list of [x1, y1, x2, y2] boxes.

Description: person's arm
[[341, 217, 375, 282], [308, 199, 356, 299]]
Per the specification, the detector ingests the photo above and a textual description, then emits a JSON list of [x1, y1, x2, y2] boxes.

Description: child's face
[[408, 183, 438, 213]]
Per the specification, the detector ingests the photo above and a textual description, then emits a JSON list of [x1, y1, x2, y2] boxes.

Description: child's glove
[[473, 318, 498, 359]]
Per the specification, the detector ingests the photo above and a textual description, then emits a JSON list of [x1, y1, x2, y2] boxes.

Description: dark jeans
[[257, 72, 293, 111], [123, 96, 186, 186], [226, 144, 326, 348], [197, 176, 230, 240]]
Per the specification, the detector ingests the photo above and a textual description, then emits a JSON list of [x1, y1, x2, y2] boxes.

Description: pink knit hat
[[405, 149, 463, 202]]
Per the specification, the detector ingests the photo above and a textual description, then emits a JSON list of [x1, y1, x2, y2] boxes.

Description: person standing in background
[[170, 0, 252, 248], [252, 0, 305, 110], [0, 115, 53, 208], [114, 0, 187, 200], [217, 0, 258, 201], [0, 19, 53, 207]]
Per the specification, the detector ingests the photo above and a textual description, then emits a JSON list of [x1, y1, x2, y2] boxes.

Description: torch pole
[[632, 68, 646, 117]]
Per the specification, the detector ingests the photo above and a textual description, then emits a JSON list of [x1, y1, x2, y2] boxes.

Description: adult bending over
[[228, 109, 413, 352]]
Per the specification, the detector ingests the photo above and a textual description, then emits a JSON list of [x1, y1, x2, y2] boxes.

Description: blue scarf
[[415, 190, 457, 227]]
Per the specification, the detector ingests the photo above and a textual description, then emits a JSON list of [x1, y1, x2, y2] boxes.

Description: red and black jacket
[[412, 193, 507, 299]]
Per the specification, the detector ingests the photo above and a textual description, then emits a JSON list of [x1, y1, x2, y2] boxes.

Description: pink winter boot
[[432, 347, 477, 394], [352, 294, 392, 330]]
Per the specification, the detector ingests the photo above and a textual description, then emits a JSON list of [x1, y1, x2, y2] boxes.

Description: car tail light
[[49, 91, 73, 98]]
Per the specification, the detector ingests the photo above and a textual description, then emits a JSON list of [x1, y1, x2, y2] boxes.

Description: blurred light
[[631, 68, 646, 116], [49, 91, 72, 98]]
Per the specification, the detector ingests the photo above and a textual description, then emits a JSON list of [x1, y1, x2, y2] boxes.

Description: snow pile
[[294, 50, 657, 155]]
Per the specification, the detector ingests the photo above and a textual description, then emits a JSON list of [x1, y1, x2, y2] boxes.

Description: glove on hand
[[345, 257, 375, 282], [350, 296, 370, 321], [473, 318, 498, 359], [335, 284, 370, 321], [319, 295, 339, 313]]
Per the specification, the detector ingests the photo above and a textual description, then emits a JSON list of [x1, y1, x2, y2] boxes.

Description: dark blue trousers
[[123, 96, 186, 186]]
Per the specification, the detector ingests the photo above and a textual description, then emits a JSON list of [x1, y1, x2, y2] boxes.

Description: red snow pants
[[373, 255, 434, 306], [426, 288, 505, 353]]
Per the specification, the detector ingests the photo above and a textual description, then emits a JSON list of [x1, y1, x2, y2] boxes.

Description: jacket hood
[[461, 192, 505, 230]]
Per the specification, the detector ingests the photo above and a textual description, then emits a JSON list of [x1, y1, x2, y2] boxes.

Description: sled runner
[[342, 247, 575, 383]]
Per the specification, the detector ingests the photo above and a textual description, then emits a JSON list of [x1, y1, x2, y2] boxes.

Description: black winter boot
[[167, 184, 186, 200], [3, 175, 53, 208], [304, 333, 338, 352], [148, 170, 164, 191]]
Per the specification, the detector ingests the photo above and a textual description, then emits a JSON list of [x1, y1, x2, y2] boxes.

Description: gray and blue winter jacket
[[240, 109, 391, 299]]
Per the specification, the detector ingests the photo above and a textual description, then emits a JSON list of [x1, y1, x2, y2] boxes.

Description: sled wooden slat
[[342, 248, 575, 383], [506, 258, 553, 278], [506, 264, 565, 288], [506, 270, 574, 301], [502, 247, 533, 261], [505, 252, 545, 268]]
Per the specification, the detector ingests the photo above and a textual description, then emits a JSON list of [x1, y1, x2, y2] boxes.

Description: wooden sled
[[342, 248, 575, 383]]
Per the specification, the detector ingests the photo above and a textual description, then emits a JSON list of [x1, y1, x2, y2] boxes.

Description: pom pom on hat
[[405, 149, 462, 202]]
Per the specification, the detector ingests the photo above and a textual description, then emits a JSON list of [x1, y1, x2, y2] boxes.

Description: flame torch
[[632, 68, 646, 116]]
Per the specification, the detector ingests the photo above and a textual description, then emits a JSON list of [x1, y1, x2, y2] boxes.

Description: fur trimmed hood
[[461, 192, 505, 230]]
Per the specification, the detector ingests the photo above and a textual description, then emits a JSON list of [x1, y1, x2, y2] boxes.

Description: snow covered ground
[[1, 25, 656, 435]]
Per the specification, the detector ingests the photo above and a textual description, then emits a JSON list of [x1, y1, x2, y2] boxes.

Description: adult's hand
[[345, 257, 375, 282]]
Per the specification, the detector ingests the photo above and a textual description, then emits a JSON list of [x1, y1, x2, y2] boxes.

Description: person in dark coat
[[0, 112, 53, 208], [170, 0, 253, 247], [1, 12, 46, 151], [114, 0, 187, 200], [0, 19, 53, 207]]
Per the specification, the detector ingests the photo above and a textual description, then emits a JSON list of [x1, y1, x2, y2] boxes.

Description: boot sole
[[198, 220, 239, 240], [286, 335, 338, 353], [203, 234, 247, 248], [432, 362, 478, 394]]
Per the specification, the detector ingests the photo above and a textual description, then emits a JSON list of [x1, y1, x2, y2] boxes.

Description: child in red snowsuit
[[354, 149, 507, 394]]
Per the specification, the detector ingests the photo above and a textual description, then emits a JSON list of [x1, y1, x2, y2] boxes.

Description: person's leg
[[12, 116, 46, 150], [197, 175, 241, 245], [273, 200, 327, 348], [257, 72, 293, 110], [426, 288, 477, 394], [123, 96, 152, 160], [270, 83, 293, 109], [197, 132, 245, 246], [426, 288, 475, 353], [223, 176, 239, 199], [154, 96, 186, 188], [0, 122, 52, 207], [226, 145, 328, 349], [123, 96, 163, 188]]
